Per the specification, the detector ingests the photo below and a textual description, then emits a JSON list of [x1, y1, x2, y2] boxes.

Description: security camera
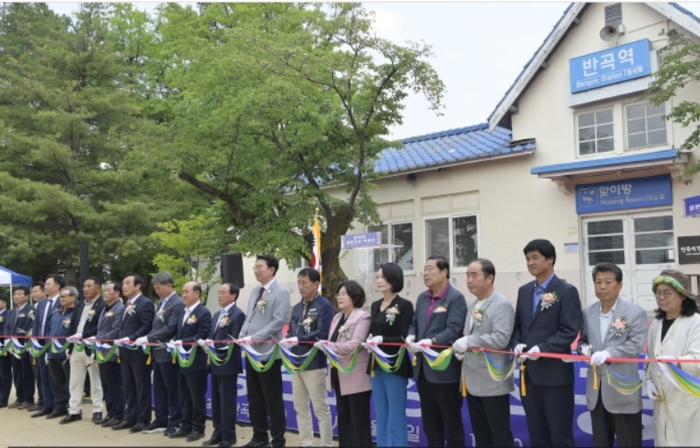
[[406, 173, 417, 185]]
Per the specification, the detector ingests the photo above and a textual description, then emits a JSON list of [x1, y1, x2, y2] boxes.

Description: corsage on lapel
[[105, 311, 115, 318], [302, 316, 315, 333], [609, 315, 629, 337], [87, 308, 96, 322], [338, 323, 350, 341], [433, 304, 448, 314], [471, 308, 485, 326], [0, 315, 4, 323], [385, 305, 400, 325], [540, 292, 558, 311], [125, 303, 136, 316], [218, 313, 231, 328], [62, 317, 71, 329], [186, 314, 198, 325], [156, 308, 166, 323]]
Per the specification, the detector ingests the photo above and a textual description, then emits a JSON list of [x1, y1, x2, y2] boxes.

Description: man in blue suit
[[200, 282, 245, 448], [0, 293, 12, 408], [169, 281, 212, 443], [31, 275, 66, 417], [135, 272, 184, 436], [112, 273, 155, 432], [6, 286, 36, 409], [510, 239, 582, 447]]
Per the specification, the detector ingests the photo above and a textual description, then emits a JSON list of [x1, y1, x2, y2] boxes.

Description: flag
[[311, 208, 322, 293]]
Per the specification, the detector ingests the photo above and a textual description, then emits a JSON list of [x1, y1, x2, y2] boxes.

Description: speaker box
[[221, 253, 245, 288]]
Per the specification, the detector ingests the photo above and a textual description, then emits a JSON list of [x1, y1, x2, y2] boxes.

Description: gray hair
[[61, 286, 79, 297], [152, 271, 174, 286]]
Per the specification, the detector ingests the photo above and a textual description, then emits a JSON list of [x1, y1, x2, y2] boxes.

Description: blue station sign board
[[684, 194, 700, 217], [570, 39, 652, 93], [576, 174, 672, 214], [342, 232, 382, 249]]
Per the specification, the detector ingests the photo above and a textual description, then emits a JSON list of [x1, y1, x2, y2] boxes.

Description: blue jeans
[[370, 369, 408, 446]]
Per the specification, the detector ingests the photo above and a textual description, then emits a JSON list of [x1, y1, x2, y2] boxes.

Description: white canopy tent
[[0, 265, 33, 310]]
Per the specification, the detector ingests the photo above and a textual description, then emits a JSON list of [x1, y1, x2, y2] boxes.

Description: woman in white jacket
[[645, 269, 700, 446]]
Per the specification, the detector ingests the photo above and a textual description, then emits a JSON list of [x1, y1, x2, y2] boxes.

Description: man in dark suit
[[62, 276, 106, 424], [200, 282, 245, 448], [28, 282, 47, 413], [6, 285, 36, 409], [0, 293, 12, 408], [168, 281, 212, 443], [134, 272, 184, 436], [92, 282, 126, 427], [30, 275, 64, 417], [510, 239, 582, 447], [112, 272, 155, 432], [407, 255, 468, 447]]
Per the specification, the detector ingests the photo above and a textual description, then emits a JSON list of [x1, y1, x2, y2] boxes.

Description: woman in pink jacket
[[322, 280, 371, 447]]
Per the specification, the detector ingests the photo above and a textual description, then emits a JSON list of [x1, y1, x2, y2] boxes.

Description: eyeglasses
[[59, 294, 73, 298], [335, 291, 348, 297], [655, 290, 674, 299]]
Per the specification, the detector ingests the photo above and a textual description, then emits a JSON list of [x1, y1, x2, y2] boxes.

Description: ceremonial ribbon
[[366, 344, 407, 374], [482, 351, 516, 381], [604, 365, 643, 395], [167, 343, 198, 368], [318, 343, 361, 374], [201, 342, 237, 367], [658, 362, 700, 399]]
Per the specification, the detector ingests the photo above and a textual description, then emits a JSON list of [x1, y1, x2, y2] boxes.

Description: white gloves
[[526, 346, 541, 359], [418, 338, 432, 347], [115, 337, 130, 347], [645, 379, 662, 402], [408, 343, 420, 354], [196, 339, 206, 348], [454, 352, 465, 361], [68, 333, 82, 343], [173, 340, 183, 346], [452, 336, 469, 353], [367, 335, 383, 345], [513, 343, 527, 355], [279, 337, 299, 348], [134, 336, 148, 347], [84, 336, 96, 345], [238, 336, 252, 344], [405, 335, 415, 344], [313, 341, 326, 349], [579, 344, 592, 357], [590, 351, 611, 366]]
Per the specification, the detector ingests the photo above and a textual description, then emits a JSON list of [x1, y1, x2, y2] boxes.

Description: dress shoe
[[7, 401, 21, 409], [129, 422, 146, 433], [241, 441, 270, 447], [164, 426, 179, 437], [142, 422, 167, 434], [46, 409, 68, 419], [202, 435, 221, 446], [59, 413, 82, 424], [111, 420, 135, 430], [27, 403, 42, 412], [102, 418, 121, 428], [187, 432, 205, 442], [92, 412, 102, 422], [16, 401, 33, 410], [94, 415, 112, 425], [31, 408, 53, 418], [217, 439, 236, 448], [169, 428, 192, 438]]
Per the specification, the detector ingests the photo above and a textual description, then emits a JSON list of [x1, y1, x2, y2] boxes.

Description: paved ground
[[1, 391, 319, 447]]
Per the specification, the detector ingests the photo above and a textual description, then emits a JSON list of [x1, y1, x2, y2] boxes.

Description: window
[[578, 108, 614, 155], [626, 102, 666, 149], [634, 216, 674, 264], [369, 222, 414, 272], [425, 215, 478, 269]]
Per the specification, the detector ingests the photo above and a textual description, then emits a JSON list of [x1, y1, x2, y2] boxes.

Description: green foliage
[[648, 28, 700, 183]]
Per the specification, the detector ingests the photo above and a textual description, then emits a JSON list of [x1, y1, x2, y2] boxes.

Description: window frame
[[624, 100, 668, 151], [575, 106, 615, 157], [368, 220, 415, 274], [423, 213, 480, 272]]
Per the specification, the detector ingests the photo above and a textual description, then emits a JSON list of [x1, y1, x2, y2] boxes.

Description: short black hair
[[106, 282, 122, 294], [46, 274, 66, 289], [192, 282, 202, 295], [523, 239, 556, 265], [337, 280, 366, 309], [152, 272, 174, 286], [256, 254, 279, 276], [655, 296, 698, 319], [592, 262, 623, 283], [221, 283, 240, 299], [379, 263, 404, 293], [298, 268, 321, 284], [123, 272, 143, 289], [15, 285, 30, 296], [427, 255, 450, 279], [32, 282, 45, 290], [84, 276, 102, 286], [471, 258, 496, 282], [0, 293, 9, 303]]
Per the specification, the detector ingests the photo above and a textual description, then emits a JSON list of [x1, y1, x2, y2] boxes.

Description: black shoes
[[46, 409, 68, 419], [94, 415, 112, 425], [59, 413, 82, 425], [202, 436, 221, 446], [217, 438, 236, 448], [27, 403, 42, 412], [164, 426, 179, 437], [111, 420, 135, 430], [170, 428, 191, 438], [31, 407, 53, 418], [92, 412, 102, 422], [187, 432, 205, 442], [241, 441, 271, 447], [129, 422, 146, 433]]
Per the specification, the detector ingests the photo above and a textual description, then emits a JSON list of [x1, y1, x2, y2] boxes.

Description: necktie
[[533, 286, 544, 316], [182, 309, 191, 325], [41, 299, 54, 336], [216, 307, 227, 328], [254, 287, 265, 309], [124, 300, 133, 318]]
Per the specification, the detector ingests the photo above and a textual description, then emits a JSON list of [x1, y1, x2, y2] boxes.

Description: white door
[[582, 211, 675, 313]]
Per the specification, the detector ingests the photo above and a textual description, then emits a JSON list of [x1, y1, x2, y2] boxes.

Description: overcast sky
[[46, 2, 700, 140]]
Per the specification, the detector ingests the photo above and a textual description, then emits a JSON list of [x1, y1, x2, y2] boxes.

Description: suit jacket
[[118, 294, 155, 361], [32, 297, 61, 343], [175, 302, 212, 374], [209, 303, 245, 376], [462, 290, 515, 396], [0, 309, 7, 342], [95, 301, 125, 363], [240, 279, 290, 354], [578, 298, 646, 413], [287, 294, 334, 371], [325, 308, 371, 395], [68, 296, 106, 355], [147, 293, 185, 363], [510, 274, 582, 386], [4, 302, 35, 337], [367, 295, 414, 378], [408, 283, 467, 383]]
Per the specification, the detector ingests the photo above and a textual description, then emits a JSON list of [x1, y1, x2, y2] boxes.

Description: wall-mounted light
[[406, 173, 417, 185]]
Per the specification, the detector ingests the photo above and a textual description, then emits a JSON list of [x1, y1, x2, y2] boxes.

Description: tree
[[0, 3, 186, 284], [138, 3, 444, 299], [648, 28, 700, 183]]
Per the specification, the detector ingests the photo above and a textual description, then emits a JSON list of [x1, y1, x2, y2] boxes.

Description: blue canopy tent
[[0, 265, 33, 309]]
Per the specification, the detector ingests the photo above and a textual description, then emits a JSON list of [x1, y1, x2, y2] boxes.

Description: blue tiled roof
[[376, 124, 536, 174], [670, 2, 700, 22], [531, 149, 678, 175]]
